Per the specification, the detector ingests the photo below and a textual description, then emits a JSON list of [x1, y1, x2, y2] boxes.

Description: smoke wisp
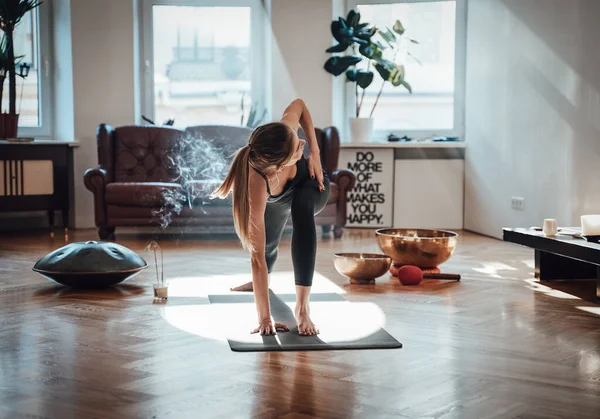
[[151, 132, 230, 230]]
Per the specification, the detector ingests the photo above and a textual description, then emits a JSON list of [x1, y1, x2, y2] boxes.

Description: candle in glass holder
[[581, 215, 600, 236], [153, 282, 169, 301], [147, 240, 168, 302]]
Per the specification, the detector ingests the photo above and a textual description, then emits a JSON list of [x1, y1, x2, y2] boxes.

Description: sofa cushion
[[105, 182, 184, 207], [107, 203, 233, 221]]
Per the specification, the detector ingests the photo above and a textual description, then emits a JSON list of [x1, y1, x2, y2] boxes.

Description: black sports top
[[252, 156, 308, 203]]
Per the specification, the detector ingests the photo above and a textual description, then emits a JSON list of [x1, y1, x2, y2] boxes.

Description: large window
[[345, 0, 466, 140], [2, 3, 51, 137], [141, 0, 267, 128]]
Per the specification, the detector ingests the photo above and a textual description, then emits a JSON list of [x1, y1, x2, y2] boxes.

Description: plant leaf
[[341, 27, 354, 38], [373, 40, 387, 50], [359, 43, 382, 60], [389, 71, 403, 86], [324, 55, 362, 76], [346, 9, 360, 27], [375, 61, 405, 86], [356, 22, 369, 30], [375, 63, 391, 81], [378, 29, 395, 47], [355, 70, 374, 89], [386, 27, 397, 42], [393, 20, 405, 35], [345, 69, 357, 82], [351, 36, 369, 45], [400, 79, 412, 93], [331, 19, 354, 43], [358, 43, 373, 58], [1, 1, 43, 27], [372, 55, 388, 66], [326, 42, 351, 53], [331, 20, 345, 43], [410, 39, 419, 44], [355, 28, 375, 40]]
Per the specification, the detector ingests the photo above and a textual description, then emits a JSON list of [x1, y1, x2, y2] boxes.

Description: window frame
[[140, 0, 268, 127], [17, 0, 53, 139], [343, 0, 467, 142]]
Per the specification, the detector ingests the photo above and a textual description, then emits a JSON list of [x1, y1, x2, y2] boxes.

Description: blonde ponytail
[[211, 122, 296, 251], [211, 145, 253, 250]]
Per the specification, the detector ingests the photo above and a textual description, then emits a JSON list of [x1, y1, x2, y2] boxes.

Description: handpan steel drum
[[33, 241, 148, 288]]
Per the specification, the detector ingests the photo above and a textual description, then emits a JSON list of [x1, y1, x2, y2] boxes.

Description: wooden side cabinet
[[0, 140, 76, 238]]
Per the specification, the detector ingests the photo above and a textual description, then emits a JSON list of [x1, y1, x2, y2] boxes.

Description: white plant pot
[[349, 117, 374, 143]]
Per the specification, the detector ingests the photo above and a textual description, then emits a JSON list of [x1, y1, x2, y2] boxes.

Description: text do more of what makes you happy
[[346, 151, 387, 225]]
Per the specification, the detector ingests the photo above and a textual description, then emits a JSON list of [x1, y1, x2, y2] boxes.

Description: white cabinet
[[393, 159, 464, 230], [339, 142, 466, 231]]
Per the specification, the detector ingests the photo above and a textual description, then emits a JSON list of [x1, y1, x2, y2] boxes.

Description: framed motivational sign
[[338, 148, 394, 228]]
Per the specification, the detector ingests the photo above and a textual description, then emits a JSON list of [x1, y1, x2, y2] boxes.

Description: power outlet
[[511, 196, 525, 210]]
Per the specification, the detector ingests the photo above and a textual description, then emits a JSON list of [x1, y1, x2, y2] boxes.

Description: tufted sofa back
[[183, 125, 254, 165], [97, 124, 184, 183], [96, 123, 342, 185]]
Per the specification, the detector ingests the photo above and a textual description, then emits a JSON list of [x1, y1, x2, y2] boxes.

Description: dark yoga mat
[[208, 290, 403, 352]]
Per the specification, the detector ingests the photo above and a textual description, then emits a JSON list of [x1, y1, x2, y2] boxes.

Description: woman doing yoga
[[211, 99, 330, 336]]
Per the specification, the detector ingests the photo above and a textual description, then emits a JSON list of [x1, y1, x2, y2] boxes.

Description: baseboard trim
[[0, 211, 65, 233]]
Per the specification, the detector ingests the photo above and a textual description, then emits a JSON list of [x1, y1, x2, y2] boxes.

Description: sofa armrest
[[330, 168, 356, 227], [83, 167, 108, 227], [316, 126, 340, 177]]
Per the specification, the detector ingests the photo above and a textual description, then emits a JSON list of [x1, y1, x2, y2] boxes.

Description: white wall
[[269, 0, 333, 128], [69, 0, 140, 229], [464, 0, 600, 238]]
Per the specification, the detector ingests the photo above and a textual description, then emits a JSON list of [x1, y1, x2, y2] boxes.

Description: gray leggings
[[264, 175, 331, 286]]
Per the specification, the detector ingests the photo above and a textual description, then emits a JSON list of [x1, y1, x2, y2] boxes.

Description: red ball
[[397, 265, 423, 285]]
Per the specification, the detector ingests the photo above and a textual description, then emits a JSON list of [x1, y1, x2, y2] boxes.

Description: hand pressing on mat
[[252, 318, 289, 336]]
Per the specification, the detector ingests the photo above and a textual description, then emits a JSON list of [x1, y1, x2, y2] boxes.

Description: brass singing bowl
[[333, 253, 392, 284], [375, 229, 458, 268]]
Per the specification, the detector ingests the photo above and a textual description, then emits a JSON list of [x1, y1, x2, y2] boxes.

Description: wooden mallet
[[396, 265, 461, 285]]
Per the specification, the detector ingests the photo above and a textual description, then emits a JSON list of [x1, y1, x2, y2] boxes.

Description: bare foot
[[230, 281, 253, 292], [231, 275, 271, 292], [295, 308, 319, 336]]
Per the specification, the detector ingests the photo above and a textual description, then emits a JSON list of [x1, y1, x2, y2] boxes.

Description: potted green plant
[[0, 0, 42, 139], [324, 9, 415, 143]]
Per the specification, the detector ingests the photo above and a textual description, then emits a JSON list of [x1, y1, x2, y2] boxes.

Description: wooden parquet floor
[[1, 228, 600, 419]]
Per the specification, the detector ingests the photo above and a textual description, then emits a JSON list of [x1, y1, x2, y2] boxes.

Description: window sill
[[340, 140, 466, 149], [0, 139, 80, 147]]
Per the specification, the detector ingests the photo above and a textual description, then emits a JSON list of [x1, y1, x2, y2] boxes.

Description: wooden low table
[[503, 227, 600, 300]]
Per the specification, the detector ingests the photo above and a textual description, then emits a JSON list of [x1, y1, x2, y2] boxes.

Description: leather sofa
[[83, 123, 356, 240]]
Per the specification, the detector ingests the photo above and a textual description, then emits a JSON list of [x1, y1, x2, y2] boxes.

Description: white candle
[[543, 219, 558, 237], [580, 215, 600, 236]]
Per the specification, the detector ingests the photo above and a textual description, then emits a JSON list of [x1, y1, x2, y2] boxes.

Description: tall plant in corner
[[0, 0, 42, 139], [324, 9, 416, 143]]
